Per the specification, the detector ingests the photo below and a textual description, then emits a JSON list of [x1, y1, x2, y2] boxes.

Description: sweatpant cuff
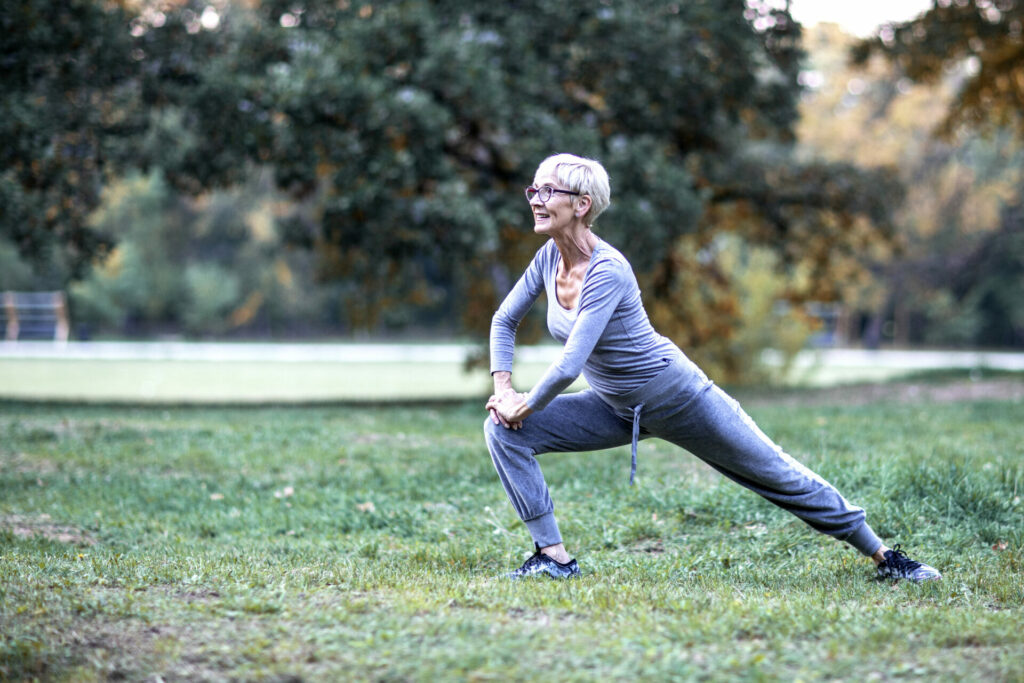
[[844, 522, 883, 556], [524, 512, 562, 548]]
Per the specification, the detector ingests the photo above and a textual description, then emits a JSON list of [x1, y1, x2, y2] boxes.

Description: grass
[[1, 351, 990, 403], [0, 358, 495, 402], [1, 385, 1023, 681], [0, 357, 584, 403]]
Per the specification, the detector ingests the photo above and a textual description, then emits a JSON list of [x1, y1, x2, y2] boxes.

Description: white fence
[[1, 291, 69, 342]]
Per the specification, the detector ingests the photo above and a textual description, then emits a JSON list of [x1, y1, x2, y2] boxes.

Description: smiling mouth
[[534, 213, 550, 220]]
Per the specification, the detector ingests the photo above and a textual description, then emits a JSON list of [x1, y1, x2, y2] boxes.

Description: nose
[[529, 193, 544, 208]]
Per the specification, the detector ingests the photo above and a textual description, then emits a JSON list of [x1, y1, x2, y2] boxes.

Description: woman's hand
[[486, 388, 532, 430]]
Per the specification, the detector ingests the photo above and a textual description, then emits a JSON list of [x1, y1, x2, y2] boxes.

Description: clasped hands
[[486, 387, 532, 430]]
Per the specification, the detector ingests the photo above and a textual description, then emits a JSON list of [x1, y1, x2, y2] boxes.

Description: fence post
[[3, 291, 18, 341], [54, 291, 69, 343]]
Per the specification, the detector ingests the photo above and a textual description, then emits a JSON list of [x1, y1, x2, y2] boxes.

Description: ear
[[575, 194, 592, 218]]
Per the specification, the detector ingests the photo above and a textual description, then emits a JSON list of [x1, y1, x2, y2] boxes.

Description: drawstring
[[630, 403, 644, 486]]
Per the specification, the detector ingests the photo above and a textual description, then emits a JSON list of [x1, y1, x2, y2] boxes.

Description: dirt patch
[[177, 588, 222, 603], [1, 451, 59, 475], [631, 538, 666, 554], [69, 612, 325, 681], [0, 514, 96, 546], [741, 377, 1024, 408]]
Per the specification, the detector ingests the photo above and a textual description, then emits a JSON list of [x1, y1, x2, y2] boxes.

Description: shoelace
[[885, 544, 922, 571], [510, 549, 546, 574], [512, 550, 568, 577], [520, 551, 544, 568]]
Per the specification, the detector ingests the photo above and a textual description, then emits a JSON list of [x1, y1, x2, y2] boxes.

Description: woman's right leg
[[484, 389, 633, 548]]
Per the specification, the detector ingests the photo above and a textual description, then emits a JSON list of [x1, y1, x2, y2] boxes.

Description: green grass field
[[0, 358, 591, 403], [2, 382, 1023, 680], [0, 352, 948, 403]]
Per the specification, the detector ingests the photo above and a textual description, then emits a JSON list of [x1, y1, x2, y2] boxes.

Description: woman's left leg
[[647, 384, 883, 556]]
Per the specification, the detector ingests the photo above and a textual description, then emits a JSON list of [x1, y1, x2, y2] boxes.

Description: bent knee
[[483, 415, 502, 443], [483, 414, 518, 447]]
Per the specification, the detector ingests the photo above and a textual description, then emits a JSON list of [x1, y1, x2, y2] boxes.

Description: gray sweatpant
[[484, 356, 883, 556]]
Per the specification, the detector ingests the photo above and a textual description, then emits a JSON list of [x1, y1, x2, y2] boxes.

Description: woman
[[484, 153, 940, 582]]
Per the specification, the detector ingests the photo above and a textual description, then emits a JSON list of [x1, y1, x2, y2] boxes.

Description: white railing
[[1, 291, 70, 342]]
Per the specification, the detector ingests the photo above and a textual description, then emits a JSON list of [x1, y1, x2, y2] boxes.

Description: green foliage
[[248, 0, 898, 368], [801, 23, 1024, 348], [1, 392, 1022, 679], [940, 201, 1024, 346], [0, 0, 139, 281], [0, 238, 36, 290], [69, 171, 337, 338], [69, 172, 188, 332], [4, 0, 907, 377], [714, 234, 818, 382], [853, 0, 1024, 138], [846, 1, 1024, 347], [182, 263, 241, 336]]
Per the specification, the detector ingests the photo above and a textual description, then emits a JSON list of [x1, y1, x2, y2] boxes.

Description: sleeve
[[489, 245, 549, 374], [525, 257, 629, 411]]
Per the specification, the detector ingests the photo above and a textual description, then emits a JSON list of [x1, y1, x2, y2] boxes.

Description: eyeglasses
[[524, 186, 581, 203]]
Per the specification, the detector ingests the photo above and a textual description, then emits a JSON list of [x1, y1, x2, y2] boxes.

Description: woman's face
[[529, 173, 579, 236]]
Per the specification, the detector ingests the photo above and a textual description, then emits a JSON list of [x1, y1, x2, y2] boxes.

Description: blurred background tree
[[793, 1, 1024, 349], [853, 0, 1024, 138], [0, 0, 138, 284], [4, 0, 1020, 380], [69, 170, 334, 338]]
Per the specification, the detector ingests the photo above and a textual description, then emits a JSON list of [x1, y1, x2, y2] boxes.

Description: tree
[[71, 170, 334, 339], [124, 0, 900, 377], [852, 0, 1024, 137], [0, 0, 140, 283], [799, 22, 1024, 349], [846, 3, 1024, 347], [6, 1, 907, 377]]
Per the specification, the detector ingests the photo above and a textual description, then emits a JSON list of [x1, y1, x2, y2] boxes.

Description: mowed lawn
[[1, 381, 1022, 680]]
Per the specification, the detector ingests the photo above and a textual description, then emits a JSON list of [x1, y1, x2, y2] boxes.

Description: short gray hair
[[535, 153, 611, 227]]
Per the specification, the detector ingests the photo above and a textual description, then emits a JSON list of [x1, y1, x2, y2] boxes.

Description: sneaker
[[876, 544, 942, 582], [507, 544, 581, 579]]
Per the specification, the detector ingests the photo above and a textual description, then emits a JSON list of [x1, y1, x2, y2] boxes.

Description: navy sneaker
[[507, 544, 581, 579], [876, 544, 942, 582]]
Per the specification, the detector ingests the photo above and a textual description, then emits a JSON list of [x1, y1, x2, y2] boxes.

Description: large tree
[[146, 0, 898, 372]]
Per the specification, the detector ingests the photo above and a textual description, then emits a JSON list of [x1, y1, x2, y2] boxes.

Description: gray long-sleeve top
[[490, 239, 683, 411]]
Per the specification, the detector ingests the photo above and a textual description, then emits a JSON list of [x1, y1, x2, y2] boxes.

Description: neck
[[552, 224, 598, 268]]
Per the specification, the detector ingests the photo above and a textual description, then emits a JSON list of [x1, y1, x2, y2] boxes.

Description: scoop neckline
[[554, 240, 603, 312]]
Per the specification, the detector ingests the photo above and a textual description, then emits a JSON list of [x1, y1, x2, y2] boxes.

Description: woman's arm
[[493, 370, 514, 395], [487, 246, 549, 428], [489, 247, 548, 375]]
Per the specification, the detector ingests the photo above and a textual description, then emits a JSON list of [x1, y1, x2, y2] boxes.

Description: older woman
[[484, 153, 940, 582]]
